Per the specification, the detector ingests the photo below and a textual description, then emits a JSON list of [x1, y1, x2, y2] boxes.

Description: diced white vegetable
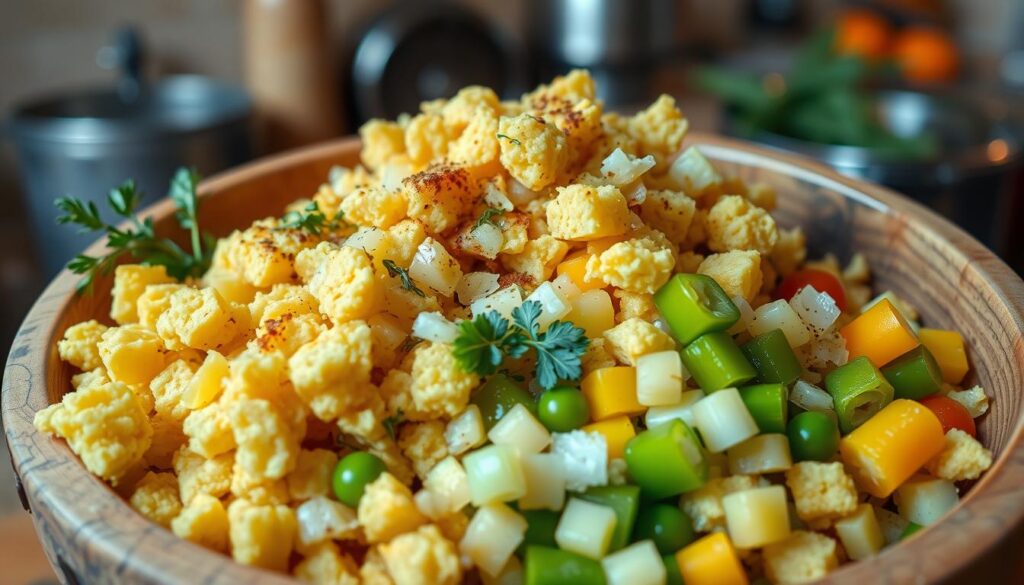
[[551, 273, 582, 304], [834, 503, 885, 561], [295, 496, 359, 547], [524, 282, 572, 330], [789, 285, 841, 331], [463, 444, 527, 506], [621, 180, 647, 205], [483, 177, 515, 211], [748, 300, 811, 347], [488, 403, 552, 454], [789, 380, 835, 413], [481, 554, 522, 585], [422, 456, 471, 516], [601, 540, 665, 585], [727, 295, 755, 335], [445, 404, 487, 455], [508, 178, 540, 206], [600, 148, 657, 186], [894, 477, 959, 526], [722, 485, 791, 548], [636, 350, 684, 406], [668, 146, 722, 195], [690, 388, 760, 453], [645, 390, 705, 429], [471, 223, 505, 259], [568, 289, 616, 339], [518, 453, 567, 511], [456, 272, 502, 306], [414, 489, 448, 520], [412, 311, 459, 344], [367, 313, 407, 359], [471, 285, 524, 320], [409, 237, 463, 296], [800, 329, 849, 368], [946, 386, 989, 418], [344, 226, 391, 262], [555, 498, 618, 559], [184, 350, 228, 409], [727, 434, 793, 475], [551, 431, 609, 492], [459, 503, 528, 576], [378, 159, 412, 192], [873, 505, 909, 546], [327, 165, 350, 193]]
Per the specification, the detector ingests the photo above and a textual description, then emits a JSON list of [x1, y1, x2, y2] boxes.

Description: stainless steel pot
[[6, 29, 252, 276], [732, 90, 1024, 257]]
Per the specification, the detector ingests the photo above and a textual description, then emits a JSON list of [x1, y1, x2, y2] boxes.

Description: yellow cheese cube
[[581, 367, 645, 421], [919, 328, 969, 384], [582, 416, 636, 459]]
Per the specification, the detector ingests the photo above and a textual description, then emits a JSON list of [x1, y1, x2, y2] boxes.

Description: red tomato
[[775, 269, 847, 311], [920, 395, 976, 437]]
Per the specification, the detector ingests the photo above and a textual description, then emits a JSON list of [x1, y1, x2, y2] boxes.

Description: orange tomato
[[835, 9, 892, 61], [919, 395, 976, 437], [892, 27, 959, 83]]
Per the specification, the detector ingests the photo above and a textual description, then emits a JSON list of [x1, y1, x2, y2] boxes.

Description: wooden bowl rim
[[4, 132, 1024, 583]]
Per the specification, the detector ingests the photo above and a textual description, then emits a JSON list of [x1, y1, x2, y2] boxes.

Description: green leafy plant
[[453, 300, 590, 389], [382, 259, 426, 297], [57, 168, 213, 294], [279, 201, 347, 235], [474, 207, 505, 229]]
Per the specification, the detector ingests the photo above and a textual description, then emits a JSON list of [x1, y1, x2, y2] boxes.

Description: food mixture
[[37, 70, 993, 585]]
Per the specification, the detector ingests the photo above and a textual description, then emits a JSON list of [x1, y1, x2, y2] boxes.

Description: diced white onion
[[667, 146, 722, 194], [463, 444, 527, 506], [379, 159, 413, 192], [459, 503, 528, 576], [471, 223, 505, 259], [456, 272, 501, 305], [690, 388, 760, 453], [894, 478, 959, 526], [727, 434, 793, 475], [518, 453, 567, 511], [789, 380, 835, 413], [471, 286, 524, 320], [748, 299, 811, 347], [601, 540, 665, 585], [483, 179, 515, 211], [409, 238, 463, 296], [728, 295, 756, 335], [551, 431, 608, 492], [636, 351, 684, 406], [295, 496, 359, 547], [445, 404, 487, 455], [599, 148, 656, 186], [555, 498, 618, 559], [507, 178, 540, 206], [790, 285, 841, 331], [524, 282, 572, 330], [645, 390, 705, 429], [621, 180, 647, 205], [551, 273, 582, 304], [488, 403, 552, 454], [412, 311, 459, 344]]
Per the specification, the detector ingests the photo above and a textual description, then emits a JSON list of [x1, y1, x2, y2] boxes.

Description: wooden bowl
[[5, 134, 1024, 584]]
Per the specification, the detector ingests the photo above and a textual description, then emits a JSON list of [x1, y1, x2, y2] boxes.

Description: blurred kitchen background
[[0, 0, 1022, 577]]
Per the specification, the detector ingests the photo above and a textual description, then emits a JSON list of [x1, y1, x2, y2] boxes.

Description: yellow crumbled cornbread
[[639, 189, 697, 247], [337, 391, 390, 443], [144, 412, 186, 469], [706, 195, 779, 254], [341, 185, 409, 230], [231, 461, 291, 505], [409, 343, 480, 419], [155, 287, 250, 352], [585, 234, 675, 294], [129, 471, 182, 528], [441, 85, 501, 134], [150, 359, 198, 422], [947, 386, 989, 418], [380, 524, 462, 585], [111, 264, 176, 324], [448, 107, 501, 172], [405, 113, 450, 167], [288, 321, 374, 421], [524, 69, 597, 110], [222, 219, 319, 288], [136, 283, 187, 330], [628, 95, 689, 167], [501, 234, 569, 283], [926, 428, 993, 481], [360, 547, 396, 585], [288, 449, 339, 502], [358, 472, 428, 543], [402, 164, 477, 234], [57, 320, 108, 372], [360, 119, 407, 171], [204, 255, 262, 306], [581, 338, 618, 375], [546, 184, 630, 241], [34, 380, 152, 482], [543, 99, 604, 166], [230, 398, 300, 480], [98, 324, 170, 386], [173, 447, 233, 504], [602, 318, 676, 366], [763, 531, 839, 585], [699, 250, 763, 302], [398, 421, 450, 480], [613, 290, 660, 323], [228, 499, 297, 571], [786, 462, 858, 524], [294, 542, 361, 585], [297, 242, 381, 324], [498, 113, 569, 191], [771, 227, 808, 277], [681, 475, 763, 532], [183, 400, 237, 459], [70, 368, 109, 391], [249, 284, 319, 324], [172, 493, 230, 553]]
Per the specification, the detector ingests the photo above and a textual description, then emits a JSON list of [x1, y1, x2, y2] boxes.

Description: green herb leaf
[[382, 259, 426, 297], [496, 133, 521, 146], [452, 312, 510, 376], [383, 409, 404, 440], [279, 201, 347, 235], [55, 198, 104, 232], [474, 207, 504, 229]]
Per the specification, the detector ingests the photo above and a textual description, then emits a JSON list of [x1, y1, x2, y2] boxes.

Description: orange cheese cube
[[580, 367, 645, 421], [840, 299, 919, 367], [918, 328, 969, 384], [675, 532, 748, 585]]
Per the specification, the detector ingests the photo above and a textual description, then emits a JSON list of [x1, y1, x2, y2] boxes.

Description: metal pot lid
[[8, 75, 251, 144]]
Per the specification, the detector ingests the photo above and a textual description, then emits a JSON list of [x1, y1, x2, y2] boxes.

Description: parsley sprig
[[279, 201, 347, 235], [57, 168, 212, 294], [382, 259, 426, 297], [453, 300, 589, 389]]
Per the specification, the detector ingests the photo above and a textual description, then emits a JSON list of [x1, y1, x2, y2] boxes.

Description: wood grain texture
[[4, 134, 1024, 584]]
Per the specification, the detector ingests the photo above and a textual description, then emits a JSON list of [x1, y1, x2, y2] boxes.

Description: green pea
[[786, 411, 840, 462], [471, 374, 536, 430], [332, 452, 386, 507], [633, 504, 695, 554], [537, 386, 589, 432]]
